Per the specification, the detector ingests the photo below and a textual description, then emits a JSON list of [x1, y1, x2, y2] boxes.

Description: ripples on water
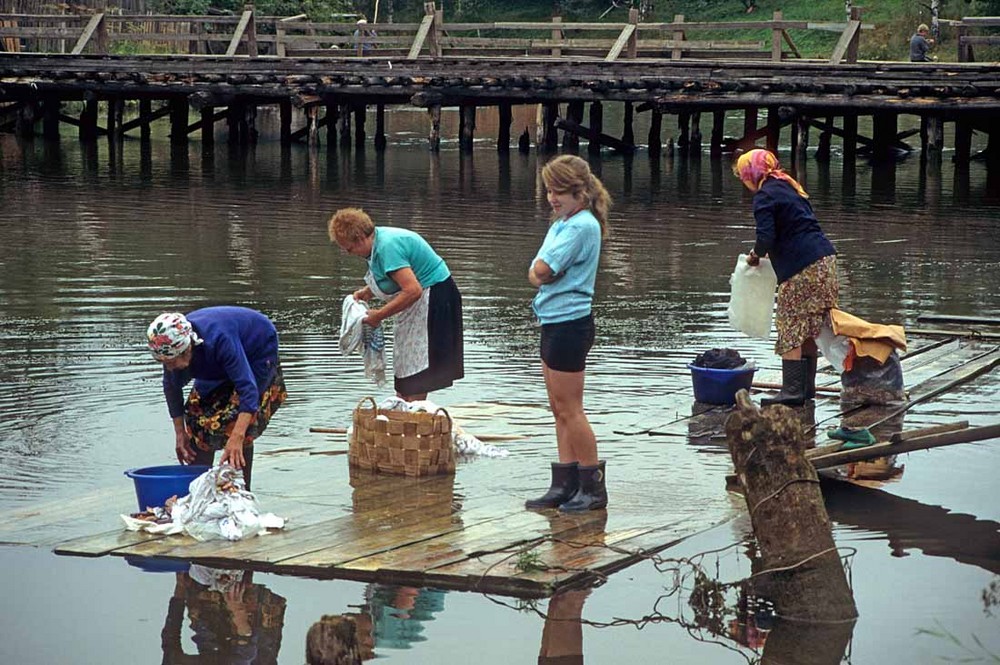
[[0, 134, 998, 515]]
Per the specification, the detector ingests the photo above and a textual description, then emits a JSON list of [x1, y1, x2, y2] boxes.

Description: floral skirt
[[775, 255, 839, 355], [184, 365, 288, 452]]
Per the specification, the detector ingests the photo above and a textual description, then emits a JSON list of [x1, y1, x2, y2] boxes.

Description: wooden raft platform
[[33, 337, 1000, 598]]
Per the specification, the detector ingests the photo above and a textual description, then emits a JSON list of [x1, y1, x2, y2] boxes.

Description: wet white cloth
[[364, 271, 430, 379], [121, 464, 285, 541], [339, 294, 387, 387], [352, 396, 511, 458]]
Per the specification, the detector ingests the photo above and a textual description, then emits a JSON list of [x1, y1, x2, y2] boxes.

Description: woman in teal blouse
[[329, 207, 464, 400]]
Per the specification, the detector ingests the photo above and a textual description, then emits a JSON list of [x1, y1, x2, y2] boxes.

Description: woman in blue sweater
[[525, 155, 612, 513], [734, 149, 838, 406], [147, 306, 287, 489]]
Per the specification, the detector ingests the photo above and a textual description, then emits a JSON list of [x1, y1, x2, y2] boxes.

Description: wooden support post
[[375, 104, 386, 151], [648, 110, 662, 158], [677, 112, 690, 153], [588, 101, 603, 156], [542, 102, 559, 153], [550, 16, 562, 57], [815, 115, 833, 162], [432, 6, 443, 57], [622, 101, 635, 149], [306, 105, 319, 147], [842, 113, 857, 163], [15, 103, 37, 138], [689, 111, 702, 156], [42, 98, 60, 140], [726, 391, 859, 624], [953, 118, 973, 165], [279, 99, 291, 144], [671, 14, 685, 61], [427, 104, 441, 152], [201, 107, 215, 147], [563, 101, 584, 152], [339, 103, 351, 148], [498, 102, 512, 152], [626, 8, 639, 59], [169, 97, 189, 145], [766, 107, 781, 154], [871, 111, 897, 162], [107, 97, 123, 139], [459, 104, 476, 153], [710, 110, 725, 158], [742, 107, 757, 150], [227, 102, 243, 145], [79, 98, 99, 142], [325, 103, 338, 148], [795, 115, 809, 162], [139, 99, 151, 142], [353, 104, 366, 149], [771, 10, 783, 62]]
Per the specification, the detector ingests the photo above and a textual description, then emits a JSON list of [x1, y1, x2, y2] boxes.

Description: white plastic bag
[[815, 316, 852, 372], [728, 254, 777, 340]]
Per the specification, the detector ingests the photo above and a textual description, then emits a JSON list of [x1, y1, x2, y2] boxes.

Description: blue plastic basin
[[124, 555, 191, 574], [124, 464, 209, 511], [688, 364, 756, 406]]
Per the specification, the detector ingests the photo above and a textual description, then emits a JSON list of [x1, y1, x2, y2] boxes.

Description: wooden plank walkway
[[22, 337, 999, 598]]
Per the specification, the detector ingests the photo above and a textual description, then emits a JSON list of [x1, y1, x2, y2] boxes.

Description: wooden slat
[[811, 423, 1000, 469], [225, 9, 253, 57], [70, 13, 103, 55], [829, 19, 860, 64], [54, 529, 169, 557], [917, 314, 1000, 326], [407, 13, 433, 60], [605, 22, 635, 62]]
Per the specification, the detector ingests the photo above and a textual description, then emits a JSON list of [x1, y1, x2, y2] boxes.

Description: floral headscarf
[[147, 312, 201, 359], [734, 149, 809, 199]]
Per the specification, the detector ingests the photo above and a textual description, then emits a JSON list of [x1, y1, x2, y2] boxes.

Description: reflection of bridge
[[2, 6, 999, 168]]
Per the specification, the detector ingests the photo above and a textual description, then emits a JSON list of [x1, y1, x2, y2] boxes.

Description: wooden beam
[[917, 314, 1000, 326], [604, 22, 635, 62], [829, 19, 860, 64], [810, 424, 1000, 470], [118, 104, 171, 134], [70, 13, 104, 55], [225, 9, 254, 57], [408, 12, 433, 59]]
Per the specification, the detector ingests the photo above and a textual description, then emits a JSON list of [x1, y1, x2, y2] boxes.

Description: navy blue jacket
[[752, 178, 836, 283]]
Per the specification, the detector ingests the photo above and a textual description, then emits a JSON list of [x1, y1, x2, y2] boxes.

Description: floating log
[[809, 423, 1000, 470], [917, 314, 1000, 326], [725, 389, 858, 623]]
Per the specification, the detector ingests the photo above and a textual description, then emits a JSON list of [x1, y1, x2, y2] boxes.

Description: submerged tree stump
[[725, 390, 857, 624]]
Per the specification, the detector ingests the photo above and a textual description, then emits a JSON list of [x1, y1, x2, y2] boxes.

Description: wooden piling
[[170, 97, 188, 145], [353, 104, 366, 149], [79, 98, 99, 142], [306, 105, 319, 147], [677, 112, 690, 153], [279, 98, 292, 143], [954, 117, 973, 164], [871, 111, 897, 162], [842, 112, 858, 163], [710, 110, 725, 157], [427, 104, 441, 152], [725, 391, 858, 624], [742, 107, 758, 151], [766, 106, 780, 153], [542, 102, 558, 152], [588, 101, 603, 156], [563, 100, 584, 152], [648, 110, 662, 158], [498, 102, 511, 152], [815, 115, 833, 162], [374, 103, 386, 151], [622, 101, 634, 148], [325, 103, 338, 148], [200, 107, 215, 146], [139, 99, 151, 141], [689, 111, 702, 156], [459, 104, 475, 153], [338, 103, 351, 148], [42, 98, 59, 140]]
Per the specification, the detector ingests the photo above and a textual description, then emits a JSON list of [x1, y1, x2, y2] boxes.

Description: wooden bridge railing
[[954, 16, 1000, 62], [0, 3, 874, 63]]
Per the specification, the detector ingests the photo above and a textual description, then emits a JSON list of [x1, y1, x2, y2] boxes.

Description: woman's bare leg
[[543, 362, 598, 466]]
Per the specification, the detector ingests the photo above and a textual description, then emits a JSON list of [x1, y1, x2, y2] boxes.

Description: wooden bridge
[[2, 4, 999, 167]]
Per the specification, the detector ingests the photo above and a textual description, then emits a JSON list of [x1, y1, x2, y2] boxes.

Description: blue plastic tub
[[688, 364, 756, 405], [124, 555, 191, 574], [124, 464, 210, 511]]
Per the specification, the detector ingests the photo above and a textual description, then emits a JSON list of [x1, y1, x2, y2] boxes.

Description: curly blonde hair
[[541, 155, 612, 239], [328, 207, 375, 246]]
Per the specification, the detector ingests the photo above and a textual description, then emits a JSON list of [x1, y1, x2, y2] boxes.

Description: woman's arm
[[364, 267, 423, 326], [529, 259, 556, 287]]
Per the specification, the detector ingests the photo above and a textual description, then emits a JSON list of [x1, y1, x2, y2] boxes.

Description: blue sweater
[[162, 306, 279, 418], [752, 178, 836, 283]]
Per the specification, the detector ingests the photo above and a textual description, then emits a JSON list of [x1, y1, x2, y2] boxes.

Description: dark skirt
[[395, 277, 464, 396], [185, 364, 288, 453]]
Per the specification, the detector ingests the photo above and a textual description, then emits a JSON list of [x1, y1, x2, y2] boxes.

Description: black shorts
[[540, 314, 595, 373]]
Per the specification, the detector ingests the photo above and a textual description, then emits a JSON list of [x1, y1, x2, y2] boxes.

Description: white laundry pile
[[348, 396, 511, 458], [121, 464, 285, 541], [339, 295, 387, 387]]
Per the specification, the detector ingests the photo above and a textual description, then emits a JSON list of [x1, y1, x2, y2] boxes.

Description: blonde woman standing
[[525, 155, 611, 513]]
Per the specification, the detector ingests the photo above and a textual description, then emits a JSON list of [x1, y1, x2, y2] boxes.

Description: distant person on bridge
[[734, 149, 838, 407], [910, 23, 936, 62], [329, 207, 464, 402], [146, 306, 287, 490], [353, 18, 376, 55], [525, 155, 611, 513]]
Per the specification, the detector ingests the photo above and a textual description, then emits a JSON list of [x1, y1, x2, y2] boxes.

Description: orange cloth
[[830, 309, 907, 364]]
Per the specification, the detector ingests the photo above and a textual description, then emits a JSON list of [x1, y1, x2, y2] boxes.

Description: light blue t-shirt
[[531, 209, 602, 325], [368, 227, 451, 295]]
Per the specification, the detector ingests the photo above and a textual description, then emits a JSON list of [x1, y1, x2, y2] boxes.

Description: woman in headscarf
[[329, 207, 464, 401], [146, 306, 287, 489], [525, 155, 611, 513], [734, 148, 838, 406]]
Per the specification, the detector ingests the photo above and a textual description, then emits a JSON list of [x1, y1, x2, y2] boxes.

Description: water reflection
[[539, 588, 591, 664], [161, 565, 286, 664]]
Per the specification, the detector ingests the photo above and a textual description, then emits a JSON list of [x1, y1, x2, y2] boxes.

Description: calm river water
[[1, 116, 998, 665]]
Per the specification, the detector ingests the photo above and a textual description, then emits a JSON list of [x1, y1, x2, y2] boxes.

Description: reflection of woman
[[525, 156, 611, 513], [734, 149, 838, 406], [161, 566, 286, 664], [539, 588, 591, 665], [147, 307, 287, 490], [329, 208, 464, 401]]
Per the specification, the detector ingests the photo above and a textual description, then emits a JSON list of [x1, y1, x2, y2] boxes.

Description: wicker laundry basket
[[349, 396, 456, 476]]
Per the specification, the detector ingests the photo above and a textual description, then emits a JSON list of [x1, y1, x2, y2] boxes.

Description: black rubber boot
[[761, 359, 808, 407], [804, 355, 818, 399], [525, 462, 579, 509], [559, 461, 608, 513]]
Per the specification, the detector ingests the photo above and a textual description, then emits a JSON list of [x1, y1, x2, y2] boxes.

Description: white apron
[[365, 270, 430, 379]]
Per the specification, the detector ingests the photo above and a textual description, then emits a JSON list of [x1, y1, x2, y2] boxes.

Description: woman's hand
[[746, 250, 761, 267], [220, 432, 246, 469], [353, 286, 373, 302], [175, 430, 195, 464], [529, 259, 555, 287]]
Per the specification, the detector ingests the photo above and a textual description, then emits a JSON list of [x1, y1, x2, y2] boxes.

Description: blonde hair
[[541, 155, 612, 239], [328, 207, 375, 245]]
